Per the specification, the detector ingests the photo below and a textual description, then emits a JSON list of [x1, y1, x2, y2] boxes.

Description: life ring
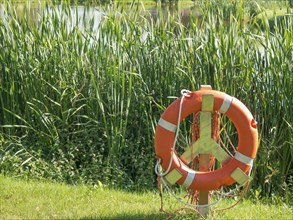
[[154, 88, 258, 191]]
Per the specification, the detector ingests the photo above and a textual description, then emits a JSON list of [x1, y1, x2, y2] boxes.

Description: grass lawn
[[0, 175, 292, 219]]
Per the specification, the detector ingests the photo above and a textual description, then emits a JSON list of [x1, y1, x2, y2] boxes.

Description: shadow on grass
[[79, 213, 168, 220], [78, 211, 202, 220]]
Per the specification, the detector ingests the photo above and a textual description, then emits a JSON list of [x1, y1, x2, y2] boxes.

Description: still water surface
[[0, 2, 201, 28]]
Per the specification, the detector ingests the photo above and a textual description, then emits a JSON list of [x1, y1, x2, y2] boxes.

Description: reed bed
[[0, 1, 292, 202]]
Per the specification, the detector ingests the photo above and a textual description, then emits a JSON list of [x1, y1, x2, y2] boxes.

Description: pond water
[[0, 1, 201, 28]]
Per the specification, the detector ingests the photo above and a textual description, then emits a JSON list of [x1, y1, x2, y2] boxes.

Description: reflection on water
[[0, 2, 42, 26], [149, 3, 202, 26], [0, 3, 103, 30], [0, 2, 200, 28]]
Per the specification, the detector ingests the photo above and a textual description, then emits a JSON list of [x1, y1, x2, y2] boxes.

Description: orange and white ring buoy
[[154, 89, 258, 191]]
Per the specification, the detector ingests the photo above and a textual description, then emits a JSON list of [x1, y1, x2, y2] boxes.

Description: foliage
[[0, 0, 292, 203]]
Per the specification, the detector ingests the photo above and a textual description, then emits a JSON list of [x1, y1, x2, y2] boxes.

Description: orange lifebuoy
[[154, 88, 258, 191]]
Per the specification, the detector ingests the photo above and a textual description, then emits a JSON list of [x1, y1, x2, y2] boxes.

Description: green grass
[[0, 175, 292, 219], [0, 0, 292, 202]]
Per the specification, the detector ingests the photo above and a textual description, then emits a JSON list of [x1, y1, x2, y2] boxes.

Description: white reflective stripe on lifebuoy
[[158, 118, 177, 133], [182, 171, 196, 188], [234, 151, 254, 166], [219, 95, 233, 113]]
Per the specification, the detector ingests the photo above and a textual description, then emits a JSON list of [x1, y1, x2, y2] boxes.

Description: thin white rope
[[155, 89, 191, 177], [160, 176, 223, 208], [217, 184, 245, 196], [217, 168, 253, 197]]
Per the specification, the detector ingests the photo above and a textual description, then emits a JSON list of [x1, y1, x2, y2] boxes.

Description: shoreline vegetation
[[0, 0, 292, 210], [0, 1, 292, 18]]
